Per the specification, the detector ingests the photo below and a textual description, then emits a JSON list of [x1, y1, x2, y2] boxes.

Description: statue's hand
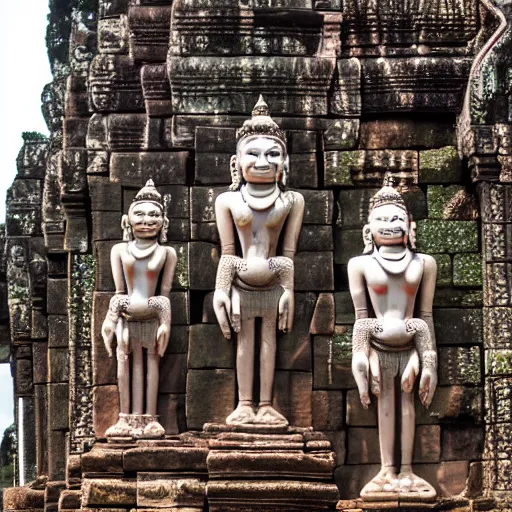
[[213, 289, 232, 340], [101, 318, 116, 358], [278, 289, 294, 332], [352, 351, 371, 409], [156, 324, 169, 357], [419, 367, 437, 408]]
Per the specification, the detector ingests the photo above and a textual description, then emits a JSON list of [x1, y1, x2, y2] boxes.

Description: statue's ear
[[408, 219, 417, 250], [229, 155, 242, 191], [121, 214, 132, 241], [362, 224, 373, 254], [280, 156, 289, 188], [159, 216, 169, 244]]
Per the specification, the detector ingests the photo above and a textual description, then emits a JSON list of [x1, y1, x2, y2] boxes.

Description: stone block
[[195, 153, 231, 185], [273, 371, 312, 427], [484, 307, 512, 350], [48, 347, 69, 383], [277, 292, 315, 371], [453, 253, 482, 287], [288, 154, 318, 189], [414, 425, 441, 463], [171, 291, 190, 325], [167, 325, 189, 354], [158, 393, 186, 434], [59, 490, 82, 510], [310, 293, 335, 335], [63, 117, 89, 148], [94, 241, 117, 291], [188, 324, 235, 369], [48, 429, 67, 481], [186, 369, 235, 430], [416, 220, 479, 253], [324, 430, 346, 466], [93, 385, 120, 438], [189, 242, 218, 290], [159, 353, 187, 394], [415, 386, 482, 425], [337, 189, 378, 228], [106, 113, 147, 151], [295, 252, 334, 291], [110, 152, 188, 186], [172, 242, 189, 290], [47, 279, 68, 315], [98, 16, 128, 55], [82, 446, 124, 475], [48, 315, 69, 348], [323, 119, 360, 150], [141, 65, 173, 116], [420, 147, 461, 183], [335, 464, 381, 499], [48, 383, 69, 430], [438, 346, 481, 385], [313, 326, 355, 390], [300, 189, 334, 225], [359, 119, 455, 150], [287, 131, 317, 154], [335, 292, 355, 325], [92, 212, 122, 241], [32, 342, 48, 384], [88, 177, 122, 211], [3, 487, 45, 510], [298, 225, 333, 251], [346, 389, 377, 426], [123, 445, 208, 472], [16, 357, 33, 395], [432, 254, 452, 287], [195, 127, 236, 154], [433, 289, 482, 307], [334, 229, 363, 264], [190, 186, 227, 224], [442, 425, 483, 461], [415, 461, 469, 497], [137, 474, 205, 508], [312, 390, 343, 431], [82, 479, 137, 507], [347, 427, 380, 464]]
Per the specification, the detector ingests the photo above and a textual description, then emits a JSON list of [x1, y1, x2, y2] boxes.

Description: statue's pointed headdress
[[235, 95, 286, 146]]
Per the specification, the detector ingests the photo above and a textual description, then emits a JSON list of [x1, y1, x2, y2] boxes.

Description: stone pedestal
[[205, 423, 339, 512]]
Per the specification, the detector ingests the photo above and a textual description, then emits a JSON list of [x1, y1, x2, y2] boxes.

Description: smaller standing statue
[[213, 96, 304, 426], [348, 179, 438, 501], [102, 180, 177, 438]]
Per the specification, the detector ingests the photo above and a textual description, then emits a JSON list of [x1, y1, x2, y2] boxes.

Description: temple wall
[[3, 0, 512, 510]]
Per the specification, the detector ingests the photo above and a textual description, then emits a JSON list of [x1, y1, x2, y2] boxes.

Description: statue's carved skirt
[[370, 344, 417, 379], [119, 317, 159, 354], [234, 285, 283, 321]]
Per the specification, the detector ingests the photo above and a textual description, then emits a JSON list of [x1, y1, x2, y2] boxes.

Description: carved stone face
[[369, 204, 409, 247], [128, 201, 164, 240], [237, 136, 286, 184]]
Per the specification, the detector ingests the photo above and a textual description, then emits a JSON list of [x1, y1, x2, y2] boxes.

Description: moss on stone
[[174, 243, 189, 289], [486, 350, 512, 376], [331, 326, 353, 366], [432, 254, 452, 287], [427, 185, 465, 219], [419, 146, 460, 183], [416, 220, 479, 253], [324, 151, 363, 186], [453, 253, 482, 287]]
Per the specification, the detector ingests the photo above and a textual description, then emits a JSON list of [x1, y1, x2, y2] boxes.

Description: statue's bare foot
[[226, 404, 256, 425], [398, 470, 436, 502], [254, 404, 288, 426], [105, 414, 132, 437], [361, 467, 399, 501], [143, 418, 165, 439]]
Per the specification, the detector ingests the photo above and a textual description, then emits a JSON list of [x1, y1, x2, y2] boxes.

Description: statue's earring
[[159, 216, 169, 244], [121, 214, 132, 241], [229, 155, 241, 191], [362, 224, 373, 254], [280, 157, 289, 188], [409, 219, 417, 250]]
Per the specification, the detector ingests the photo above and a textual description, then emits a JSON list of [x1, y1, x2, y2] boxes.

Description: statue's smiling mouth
[[378, 227, 404, 237]]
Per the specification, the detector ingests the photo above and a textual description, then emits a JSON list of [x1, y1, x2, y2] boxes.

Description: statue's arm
[[160, 246, 177, 297], [111, 244, 126, 294], [417, 254, 437, 350], [347, 257, 369, 320], [215, 194, 236, 256], [281, 191, 305, 260]]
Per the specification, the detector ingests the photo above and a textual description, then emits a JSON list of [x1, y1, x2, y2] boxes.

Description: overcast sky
[[0, 2, 53, 436]]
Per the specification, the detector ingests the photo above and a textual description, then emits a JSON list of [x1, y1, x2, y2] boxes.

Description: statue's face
[[128, 201, 164, 239], [237, 136, 286, 184], [370, 204, 409, 247]]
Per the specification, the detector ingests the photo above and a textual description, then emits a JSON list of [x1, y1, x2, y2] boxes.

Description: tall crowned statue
[[101, 179, 177, 439], [213, 96, 305, 426], [348, 177, 438, 501]]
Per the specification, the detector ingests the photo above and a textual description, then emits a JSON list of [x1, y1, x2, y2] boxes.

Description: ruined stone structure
[[2, 0, 512, 510]]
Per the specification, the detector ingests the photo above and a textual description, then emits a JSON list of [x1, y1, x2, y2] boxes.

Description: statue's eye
[[267, 151, 281, 158], [248, 151, 259, 157]]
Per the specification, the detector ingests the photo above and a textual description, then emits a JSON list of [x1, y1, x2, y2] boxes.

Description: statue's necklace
[[241, 184, 281, 210], [128, 240, 158, 260], [372, 247, 414, 275]]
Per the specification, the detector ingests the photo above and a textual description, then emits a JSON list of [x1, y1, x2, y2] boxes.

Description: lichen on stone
[[453, 253, 482, 287]]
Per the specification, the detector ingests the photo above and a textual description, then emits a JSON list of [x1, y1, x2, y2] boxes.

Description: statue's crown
[[370, 185, 408, 213], [236, 95, 286, 146], [133, 179, 163, 206]]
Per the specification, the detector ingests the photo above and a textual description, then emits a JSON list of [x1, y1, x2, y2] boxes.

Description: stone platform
[[51, 424, 339, 512]]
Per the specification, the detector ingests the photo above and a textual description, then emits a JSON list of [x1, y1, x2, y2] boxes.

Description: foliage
[[21, 131, 47, 143], [0, 424, 16, 467]]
